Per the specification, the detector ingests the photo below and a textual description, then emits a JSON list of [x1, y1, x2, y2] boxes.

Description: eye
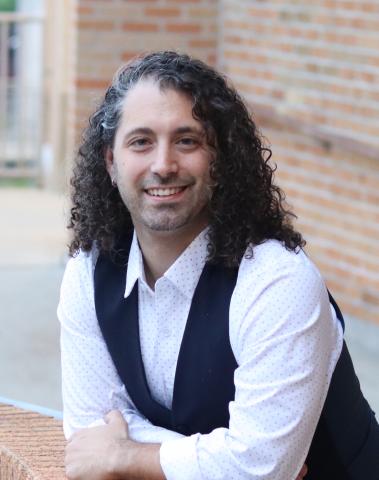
[[128, 137, 152, 151], [177, 137, 199, 149]]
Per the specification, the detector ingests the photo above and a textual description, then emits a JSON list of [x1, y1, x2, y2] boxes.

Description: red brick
[[362, 290, 379, 308], [122, 22, 159, 32], [188, 7, 216, 18], [247, 6, 277, 19], [347, 306, 379, 325], [165, 23, 202, 33], [78, 6, 93, 15], [77, 20, 114, 30], [224, 34, 244, 45], [145, 7, 181, 17], [207, 52, 217, 65], [189, 39, 217, 48], [121, 51, 140, 62], [76, 78, 109, 89]]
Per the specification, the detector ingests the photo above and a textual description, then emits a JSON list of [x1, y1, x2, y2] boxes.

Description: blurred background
[[0, 0, 378, 413]]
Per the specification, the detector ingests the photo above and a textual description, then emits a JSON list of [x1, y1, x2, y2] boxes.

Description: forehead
[[117, 79, 200, 133]]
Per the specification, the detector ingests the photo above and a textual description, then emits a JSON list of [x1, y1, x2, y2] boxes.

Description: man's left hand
[[65, 410, 130, 480]]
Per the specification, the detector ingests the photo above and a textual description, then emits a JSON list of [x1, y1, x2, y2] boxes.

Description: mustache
[[141, 174, 194, 188]]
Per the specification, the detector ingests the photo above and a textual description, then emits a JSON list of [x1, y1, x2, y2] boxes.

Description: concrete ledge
[[0, 404, 66, 479]]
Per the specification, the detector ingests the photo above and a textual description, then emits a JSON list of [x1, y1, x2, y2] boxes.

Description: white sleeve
[[58, 250, 184, 443], [160, 256, 343, 480]]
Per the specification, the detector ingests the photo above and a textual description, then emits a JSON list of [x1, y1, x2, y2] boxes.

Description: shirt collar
[[124, 231, 146, 298], [164, 227, 209, 300], [124, 228, 209, 300]]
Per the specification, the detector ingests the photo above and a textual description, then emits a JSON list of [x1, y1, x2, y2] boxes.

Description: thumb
[[104, 409, 126, 427]]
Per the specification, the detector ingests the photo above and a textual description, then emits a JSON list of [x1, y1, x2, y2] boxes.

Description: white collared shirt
[[58, 229, 343, 480]]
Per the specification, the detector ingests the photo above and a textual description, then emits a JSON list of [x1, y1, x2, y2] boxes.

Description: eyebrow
[[122, 125, 204, 141], [174, 126, 204, 136]]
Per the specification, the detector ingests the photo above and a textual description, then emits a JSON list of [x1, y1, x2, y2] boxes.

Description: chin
[[142, 211, 197, 232], [145, 219, 188, 232]]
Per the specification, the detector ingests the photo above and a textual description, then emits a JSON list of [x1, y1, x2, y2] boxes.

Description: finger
[[104, 409, 125, 425], [104, 410, 129, 438]]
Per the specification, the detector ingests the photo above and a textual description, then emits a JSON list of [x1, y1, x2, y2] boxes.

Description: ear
[[105, 147, 115, 180]]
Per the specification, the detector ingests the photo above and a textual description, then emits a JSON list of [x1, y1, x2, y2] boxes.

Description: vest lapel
[[95, 251, 173, 429], [172, 263, 238, 435]]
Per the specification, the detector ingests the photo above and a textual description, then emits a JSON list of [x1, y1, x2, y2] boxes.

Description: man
[[59, 51, 379, 479]]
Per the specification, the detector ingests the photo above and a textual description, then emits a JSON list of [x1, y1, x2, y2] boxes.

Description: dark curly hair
[[69, 50, 305, 266]]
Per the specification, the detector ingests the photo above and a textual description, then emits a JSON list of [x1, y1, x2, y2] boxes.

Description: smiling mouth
[[145, 186, 187, 197]]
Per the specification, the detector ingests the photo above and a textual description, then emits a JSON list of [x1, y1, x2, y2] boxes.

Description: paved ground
[[0, 187, 68, 410], [0, 187, 378, 414]]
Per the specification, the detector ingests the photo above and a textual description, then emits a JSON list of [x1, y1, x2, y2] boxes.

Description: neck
[[135, 224, 207, 289]]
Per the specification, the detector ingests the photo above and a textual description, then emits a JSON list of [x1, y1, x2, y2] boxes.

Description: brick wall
[[74, 0, 218, 133], [262, 122, 379, 323], [220, 0, 379, 148], [220, 0, 379, 324], [68, 0, 379, 324]]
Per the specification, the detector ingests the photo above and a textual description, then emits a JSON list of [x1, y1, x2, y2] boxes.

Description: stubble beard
[[121, 184, 212, 233], [140, 205, 194, 232]]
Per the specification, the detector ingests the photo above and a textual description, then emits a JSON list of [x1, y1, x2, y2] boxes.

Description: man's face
[[106, 79, 213, 238]]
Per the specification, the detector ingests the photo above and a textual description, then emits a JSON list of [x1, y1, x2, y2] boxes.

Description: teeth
[[147, 187, 184, 197]]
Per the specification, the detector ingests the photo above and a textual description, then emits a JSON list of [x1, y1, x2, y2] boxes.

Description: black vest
[[94, 247, 379, 479]]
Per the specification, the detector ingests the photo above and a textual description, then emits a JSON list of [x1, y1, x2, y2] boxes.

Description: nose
[[150, 143, 178, 177]]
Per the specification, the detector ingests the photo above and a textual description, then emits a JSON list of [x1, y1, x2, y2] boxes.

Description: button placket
[[155, 279, 177, 407]]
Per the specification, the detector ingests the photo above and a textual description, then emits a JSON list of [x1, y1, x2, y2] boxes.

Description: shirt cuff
[[160, 434, 201, 480], [123, 409, 185, 444]]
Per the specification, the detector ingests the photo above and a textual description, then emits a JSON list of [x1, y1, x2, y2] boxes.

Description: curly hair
[[69, 50, 305, 266]]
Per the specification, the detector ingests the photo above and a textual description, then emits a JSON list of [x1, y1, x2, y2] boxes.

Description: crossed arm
[[65, 411, 309, 480]]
